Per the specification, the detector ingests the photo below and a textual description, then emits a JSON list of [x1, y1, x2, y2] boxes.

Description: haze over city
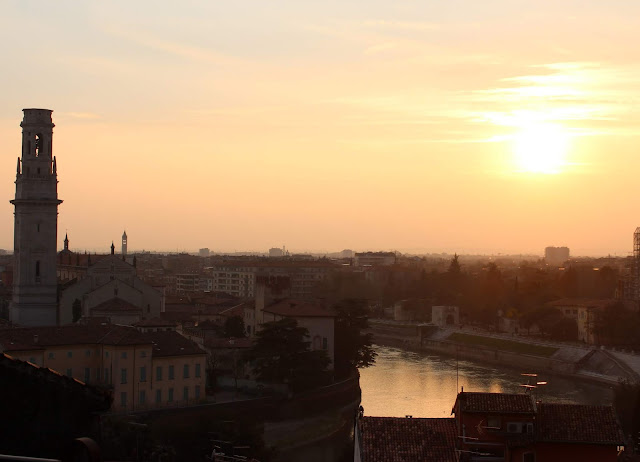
[[2, 1, 640, 255]]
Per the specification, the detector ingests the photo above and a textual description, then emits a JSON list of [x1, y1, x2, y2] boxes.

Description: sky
[[1, 1, 640, 256]]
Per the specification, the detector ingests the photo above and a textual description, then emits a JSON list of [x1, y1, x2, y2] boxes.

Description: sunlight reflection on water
[[359, 345, 614, 418]]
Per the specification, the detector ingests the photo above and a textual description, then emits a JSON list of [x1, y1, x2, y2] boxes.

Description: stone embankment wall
[[108, 373, 361, 461], [367, 320, 636, 385]]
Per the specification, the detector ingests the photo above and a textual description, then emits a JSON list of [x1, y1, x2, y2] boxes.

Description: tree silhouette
[[245, 318, 330, 392]]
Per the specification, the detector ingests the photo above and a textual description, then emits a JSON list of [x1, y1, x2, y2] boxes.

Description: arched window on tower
[[35, 134, 42, 157], [35, 261, 41, 283]]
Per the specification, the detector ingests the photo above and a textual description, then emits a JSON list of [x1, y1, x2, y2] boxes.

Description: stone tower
[[122, 230, 127, 257], [10, 109, 63, 326]]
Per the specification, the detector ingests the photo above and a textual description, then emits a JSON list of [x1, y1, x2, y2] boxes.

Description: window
[[66, 368, 72, 377], [156, 389, 162, 404], [104, 368, 109, 384], [141, 350, 147, 358], [523, 453, 535, 462], [139, 390, 146, 405], [84, 368, 90, 382], [29, 357, 36, 364], [195, 363, 201, 378], [507, 422, 522, 433], [67, 351, 73, 358], [48, 352, 54, 359], [105, 351, 109, 358], [156, 366, 163, 381], [169, 365, 174, 380], [195, 385, 201, 399], [121, 368, 127, 384], [322, 337, 328, 350], [183, 386, 189, 401], [487, 416, 501, 430], [121, 351, 127, 359], [140, 366, 147, 382], [121, 392, 127, 408], [168, 388, 174, 402], [183, 364, 190, 379]]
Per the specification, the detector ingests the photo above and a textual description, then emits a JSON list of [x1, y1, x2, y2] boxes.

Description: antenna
[[519, 372, 548, 399]]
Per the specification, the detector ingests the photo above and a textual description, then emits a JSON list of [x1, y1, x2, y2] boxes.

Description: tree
[[223, 315, 245, 338], [448, 254, 461, 275], [333, 299, 377, 378], [245, 318, 330, 392], [72, 299, 82, 323]]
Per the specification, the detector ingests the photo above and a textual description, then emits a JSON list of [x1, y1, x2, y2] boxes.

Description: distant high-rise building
[[544, 246, 570, 266], [269, 247, 285, 257], [10, 109, 62, 326], [198, 248, 210, 257], [122, 230, 127, 257]]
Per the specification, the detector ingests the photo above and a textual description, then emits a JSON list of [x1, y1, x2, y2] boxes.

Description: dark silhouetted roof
[[204, 337, 252, 349], [537, 403, 624, 445], [0, 324, 149, 348], [263, 299, 335, 318], [454, 392, 535, 414], [91, 298, 141, 312], [359, 417, 457, 462], [148, 330, 206, 357], [133, 317, 177, 328], [0, 352, 111, 411]]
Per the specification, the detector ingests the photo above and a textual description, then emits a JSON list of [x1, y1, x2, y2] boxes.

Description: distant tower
[[64, 233, 69, 251], [10, 109, 63, 326], [122, 230, 127, 257]]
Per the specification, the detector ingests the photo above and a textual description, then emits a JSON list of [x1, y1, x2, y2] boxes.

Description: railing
[[0, 456, 59, 462]]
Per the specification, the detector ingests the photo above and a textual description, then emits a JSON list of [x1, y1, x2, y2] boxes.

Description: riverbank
[[367, 319, 638, 387]]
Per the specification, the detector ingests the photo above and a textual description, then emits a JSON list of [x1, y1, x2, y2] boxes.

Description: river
[[359, 345, 615, 418]]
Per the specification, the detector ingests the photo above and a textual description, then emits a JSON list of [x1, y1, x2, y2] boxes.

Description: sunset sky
[[1, 1, 640, 256]]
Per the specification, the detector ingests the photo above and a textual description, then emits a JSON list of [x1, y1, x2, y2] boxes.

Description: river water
[[359, 345, 615, 418]]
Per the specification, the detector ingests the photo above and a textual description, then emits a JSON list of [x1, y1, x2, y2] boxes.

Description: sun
[[513, 123, 571, 174]]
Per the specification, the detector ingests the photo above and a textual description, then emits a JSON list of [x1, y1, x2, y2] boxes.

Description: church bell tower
[[10, 109, 63, 326]]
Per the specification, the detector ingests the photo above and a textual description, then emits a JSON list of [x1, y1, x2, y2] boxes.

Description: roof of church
[[91, 298, 141, 313]]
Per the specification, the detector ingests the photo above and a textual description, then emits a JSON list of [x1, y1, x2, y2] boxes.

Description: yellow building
[[0, 323, 206, 412]]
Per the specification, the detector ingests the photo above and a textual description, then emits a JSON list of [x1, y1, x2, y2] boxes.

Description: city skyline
[[2, 2, 640, 256]]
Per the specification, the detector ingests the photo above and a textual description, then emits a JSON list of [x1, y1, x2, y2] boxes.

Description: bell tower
[[10, 109, 63, 326], [122, 230, 127, 258]]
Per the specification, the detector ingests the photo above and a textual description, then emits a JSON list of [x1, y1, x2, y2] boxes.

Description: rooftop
[[359, 417, 457, 462], [537, 403, 625, 445], [454, 392, 535, 414]]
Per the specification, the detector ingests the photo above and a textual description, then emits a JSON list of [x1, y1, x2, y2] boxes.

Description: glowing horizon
[[1, 1, 640, 257]]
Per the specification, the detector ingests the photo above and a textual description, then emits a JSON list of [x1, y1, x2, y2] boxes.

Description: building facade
[[0, 324, 206, 413]]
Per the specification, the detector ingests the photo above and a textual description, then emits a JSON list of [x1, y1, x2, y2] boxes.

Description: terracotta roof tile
[[360, 417, 457, 462], [455, 392, 535, 414], [537, 403, 624, 444]]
